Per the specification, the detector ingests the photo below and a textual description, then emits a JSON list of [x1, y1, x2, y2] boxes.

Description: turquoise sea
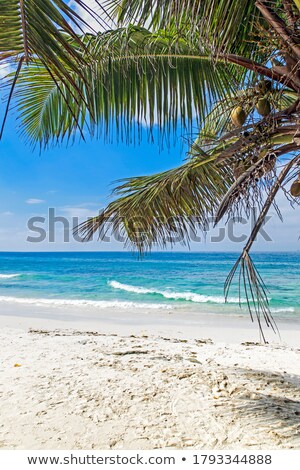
[[0, 252, 299, 319]]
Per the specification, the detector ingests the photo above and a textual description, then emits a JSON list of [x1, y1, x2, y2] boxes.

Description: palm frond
[[0, 0, 106, 137], [225, 251, 276, 343], [215, 151, 278, 223], [75, 152, 234, 251], [214, 138, 299, 223], [13, 63, 87, 146], [224, 152, 300, 341], [12, 26, 243, 147], [104, 0, 265, 58], [0, 0, 104, 64]]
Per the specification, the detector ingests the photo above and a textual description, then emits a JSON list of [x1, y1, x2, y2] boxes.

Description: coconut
[[256, 98, 271, 116], [290, 179, 300, 197], [231, 106, 247, 127]]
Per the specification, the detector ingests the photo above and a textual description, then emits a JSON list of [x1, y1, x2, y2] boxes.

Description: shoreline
[[0, 302, 299, 347]]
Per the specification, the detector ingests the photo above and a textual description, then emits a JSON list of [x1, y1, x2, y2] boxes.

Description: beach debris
[[188, 358, 201, 364], [230, 106, 247, 127], [178, 371, 195, 380], [79, 339, 87, 345], [195, 338, 213, 345], [29, 328, 116, 337], [14, 363, 22, 367], [112, 350, 149, 356], [241, 342, 264, 346], [212, 378, 229, 399]]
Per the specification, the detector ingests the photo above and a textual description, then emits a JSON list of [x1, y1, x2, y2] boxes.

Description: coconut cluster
[[227, 80, 299, 196], [230, 80, 273, 127]]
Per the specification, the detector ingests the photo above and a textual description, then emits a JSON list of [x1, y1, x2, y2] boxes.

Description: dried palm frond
[[215, 151, 278, 223], [224, 152, 300, 341], [225, 251, 275, 343]]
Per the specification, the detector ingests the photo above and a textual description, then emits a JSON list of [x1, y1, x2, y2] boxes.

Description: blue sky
[[0, 108, 298, 252], [0, 0, 298, 252], [0, 111, 184, 251]]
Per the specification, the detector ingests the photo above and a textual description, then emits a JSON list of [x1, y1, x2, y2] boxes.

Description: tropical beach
[[0, 252, 300, 449], [1, 0, 300, 456]]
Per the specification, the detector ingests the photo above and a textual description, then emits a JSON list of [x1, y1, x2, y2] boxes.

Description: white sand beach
[[0, 304, 299, 450]]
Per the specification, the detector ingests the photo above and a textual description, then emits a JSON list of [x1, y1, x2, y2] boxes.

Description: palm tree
[[1, 1, 300, 340]]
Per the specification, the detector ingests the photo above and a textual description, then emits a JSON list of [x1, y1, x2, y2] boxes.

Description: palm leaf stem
[[256, 0, 300, 60], [283, 0, 298, 26], [92, 51, 299, 91], [19, 0, 29, 64], [224, 53, 299, 91]]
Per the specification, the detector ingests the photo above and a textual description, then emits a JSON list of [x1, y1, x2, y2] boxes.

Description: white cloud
[[69, 0, 114, 33], [59, 205, 99, 219], [26, 198, 45, 204], [0, 63, 15, 79], [76, 202, 101, 208], [0, 211, 13, 216], [46, 190, 58, 195]]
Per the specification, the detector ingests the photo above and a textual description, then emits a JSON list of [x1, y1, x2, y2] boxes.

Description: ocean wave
[[0, 295, 172, 310], [108, 280, 246, 304], [0, 274, 20, 279], [270, 307, 295, 313]]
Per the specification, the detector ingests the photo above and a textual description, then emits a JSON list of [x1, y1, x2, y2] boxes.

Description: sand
[[0, 306, 299, 450]]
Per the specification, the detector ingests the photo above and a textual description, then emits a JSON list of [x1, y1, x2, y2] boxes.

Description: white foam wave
[[270, 307, 295, 313], [0, 295, 172, 310], [108, 280, 245, 304], [0, 274, 20, 279]]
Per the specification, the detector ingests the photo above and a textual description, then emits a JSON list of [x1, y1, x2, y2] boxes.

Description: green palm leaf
[[104, 0, 264, 58], [0, 0, 106, 138], [12, 26, 243, 147], [0, 0, 104, 66]]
